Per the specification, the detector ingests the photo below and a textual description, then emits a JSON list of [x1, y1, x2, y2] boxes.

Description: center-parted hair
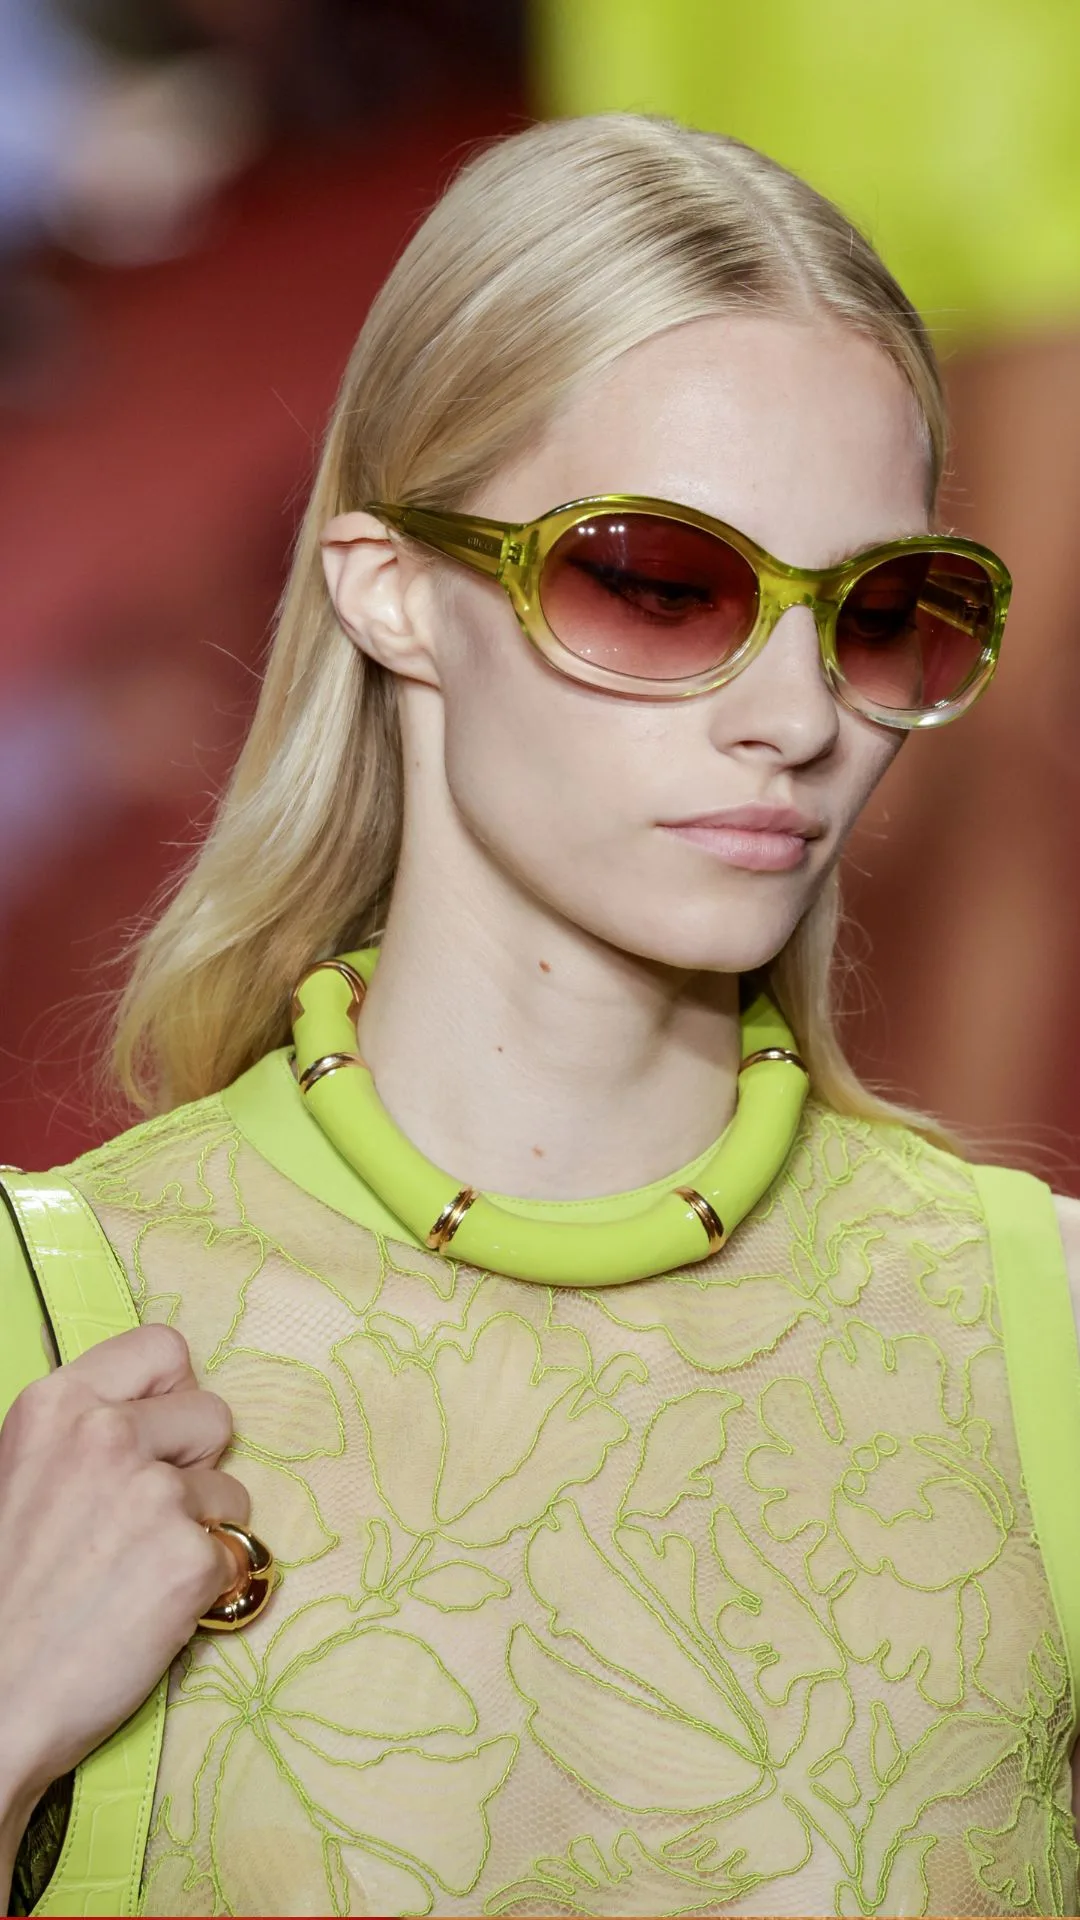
[[115, 113, 951, 1144]]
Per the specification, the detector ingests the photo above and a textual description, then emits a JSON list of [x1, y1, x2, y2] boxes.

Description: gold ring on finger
[[198, 1521, 275, 1632]]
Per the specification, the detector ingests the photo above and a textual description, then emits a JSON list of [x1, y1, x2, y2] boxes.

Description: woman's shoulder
[[806, 1101, 1080, 1308], [1054, 1189, 1080, 1245], [1, 1089, 235, 1306], [801, 1103, 1080, 1392], [801, 1097, 978, 1209], [59, 1088, 237, 1202], [812, 1098, 1077, 1226], [3, 1091, 234, 1260], [1053, 1191, 1080, 1332]]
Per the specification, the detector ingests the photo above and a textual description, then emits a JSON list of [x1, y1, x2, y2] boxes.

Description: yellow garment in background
[[532, 0, 1080, 344]]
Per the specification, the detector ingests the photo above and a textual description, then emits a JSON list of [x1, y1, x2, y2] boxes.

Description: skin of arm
[[1052, 1193, 1080, 1829]]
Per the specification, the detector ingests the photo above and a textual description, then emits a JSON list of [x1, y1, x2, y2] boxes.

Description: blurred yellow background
[[535, 0, 1080, 340], [2, 0, 1078, 1187]]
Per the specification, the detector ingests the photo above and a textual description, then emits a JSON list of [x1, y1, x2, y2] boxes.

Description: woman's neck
[[357, 820, 742, 1203]]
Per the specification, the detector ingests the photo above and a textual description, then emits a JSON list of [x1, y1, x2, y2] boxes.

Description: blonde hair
[[115, 114, 956, 1150]]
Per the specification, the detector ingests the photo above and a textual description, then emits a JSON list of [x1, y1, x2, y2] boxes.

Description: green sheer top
[[6, 1048, 1080, 1916]]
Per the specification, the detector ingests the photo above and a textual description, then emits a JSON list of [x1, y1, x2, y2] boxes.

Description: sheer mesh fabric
[[68, 1094, 1079, 1918]]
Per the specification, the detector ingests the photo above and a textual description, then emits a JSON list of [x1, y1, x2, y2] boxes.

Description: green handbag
[[0, 1172, 165, 1919]]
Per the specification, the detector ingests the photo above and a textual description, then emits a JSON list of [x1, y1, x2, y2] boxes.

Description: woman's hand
[[0, 1324, 247, 1893]]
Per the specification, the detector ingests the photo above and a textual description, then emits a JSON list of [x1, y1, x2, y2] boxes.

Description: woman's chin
[[586, 900, 808, 978]]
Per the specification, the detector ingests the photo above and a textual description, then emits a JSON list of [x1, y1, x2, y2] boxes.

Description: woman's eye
[[574, 560, 712, 620], [844, 599, 917, 643]]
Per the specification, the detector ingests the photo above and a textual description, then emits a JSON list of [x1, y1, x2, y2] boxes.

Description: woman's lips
[[662, 805, 821, 873]]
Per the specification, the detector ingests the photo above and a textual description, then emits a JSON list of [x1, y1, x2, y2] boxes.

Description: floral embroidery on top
[[67, 1096, 1079, 1918]]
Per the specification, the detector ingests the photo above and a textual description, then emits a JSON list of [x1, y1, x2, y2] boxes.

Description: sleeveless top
[[8, 1046, 1080, 1917]]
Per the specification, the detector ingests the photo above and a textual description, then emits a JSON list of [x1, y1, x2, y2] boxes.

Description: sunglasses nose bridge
[[770, 582, 831, 627], [761, 583, 839, 663]]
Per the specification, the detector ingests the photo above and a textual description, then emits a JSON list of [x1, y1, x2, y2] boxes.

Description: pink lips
[[663, 803, 822, 873]]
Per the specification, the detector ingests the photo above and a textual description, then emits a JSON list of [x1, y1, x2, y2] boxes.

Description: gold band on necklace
[[674, 1186, 727, 1255], [298, 1051, 368, 1095], [426, 1186, 479, 1252], [740, 1046, 807, 1074], [290, 958, 367, 1024]]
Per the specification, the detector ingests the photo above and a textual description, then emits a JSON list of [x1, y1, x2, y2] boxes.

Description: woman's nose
[[706, 604, 840, 765]]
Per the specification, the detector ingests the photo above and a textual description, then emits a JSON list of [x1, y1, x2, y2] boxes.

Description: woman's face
[[406, 315, 931, 973]]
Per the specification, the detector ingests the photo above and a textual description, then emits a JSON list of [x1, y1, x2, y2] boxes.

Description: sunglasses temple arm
[[365, 503, 515, 580], [917, 584, 991, 639]]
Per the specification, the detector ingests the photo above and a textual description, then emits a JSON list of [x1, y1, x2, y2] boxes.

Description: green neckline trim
[[222, 1047, 747, 1250]]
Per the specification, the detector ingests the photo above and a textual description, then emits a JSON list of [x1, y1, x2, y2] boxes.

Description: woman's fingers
[[177, 1468, 256, 1596], [177, 1466, 252, 1533], [62, 1323, 198, 1401], [128, 1389, 234, 1467]]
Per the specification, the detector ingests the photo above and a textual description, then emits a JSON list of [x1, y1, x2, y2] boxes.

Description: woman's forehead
[[488, 314, 932, 564]]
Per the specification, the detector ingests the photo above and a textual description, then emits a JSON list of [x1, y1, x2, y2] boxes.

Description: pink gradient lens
[[836, 551, 996, 712], [539, 512, 760, 681]]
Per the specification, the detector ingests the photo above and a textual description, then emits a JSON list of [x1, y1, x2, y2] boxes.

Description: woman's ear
[[320, 510, 441, 686]]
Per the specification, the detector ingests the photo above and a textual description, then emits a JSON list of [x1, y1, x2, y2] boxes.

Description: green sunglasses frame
[[367, 493, 1012, 730]]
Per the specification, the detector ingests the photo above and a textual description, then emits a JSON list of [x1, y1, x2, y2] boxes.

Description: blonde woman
[[2, 116, 1079, 1919]]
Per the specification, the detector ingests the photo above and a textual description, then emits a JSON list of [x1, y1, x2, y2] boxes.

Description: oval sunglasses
[[367, 494, 1011, 730]]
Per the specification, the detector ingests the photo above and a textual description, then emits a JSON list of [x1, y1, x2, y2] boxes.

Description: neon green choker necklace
[[291, 948, 809, 1287]]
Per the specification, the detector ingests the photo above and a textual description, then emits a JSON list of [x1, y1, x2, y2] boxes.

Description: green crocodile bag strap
[[0, 1172, 166, 1918]]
